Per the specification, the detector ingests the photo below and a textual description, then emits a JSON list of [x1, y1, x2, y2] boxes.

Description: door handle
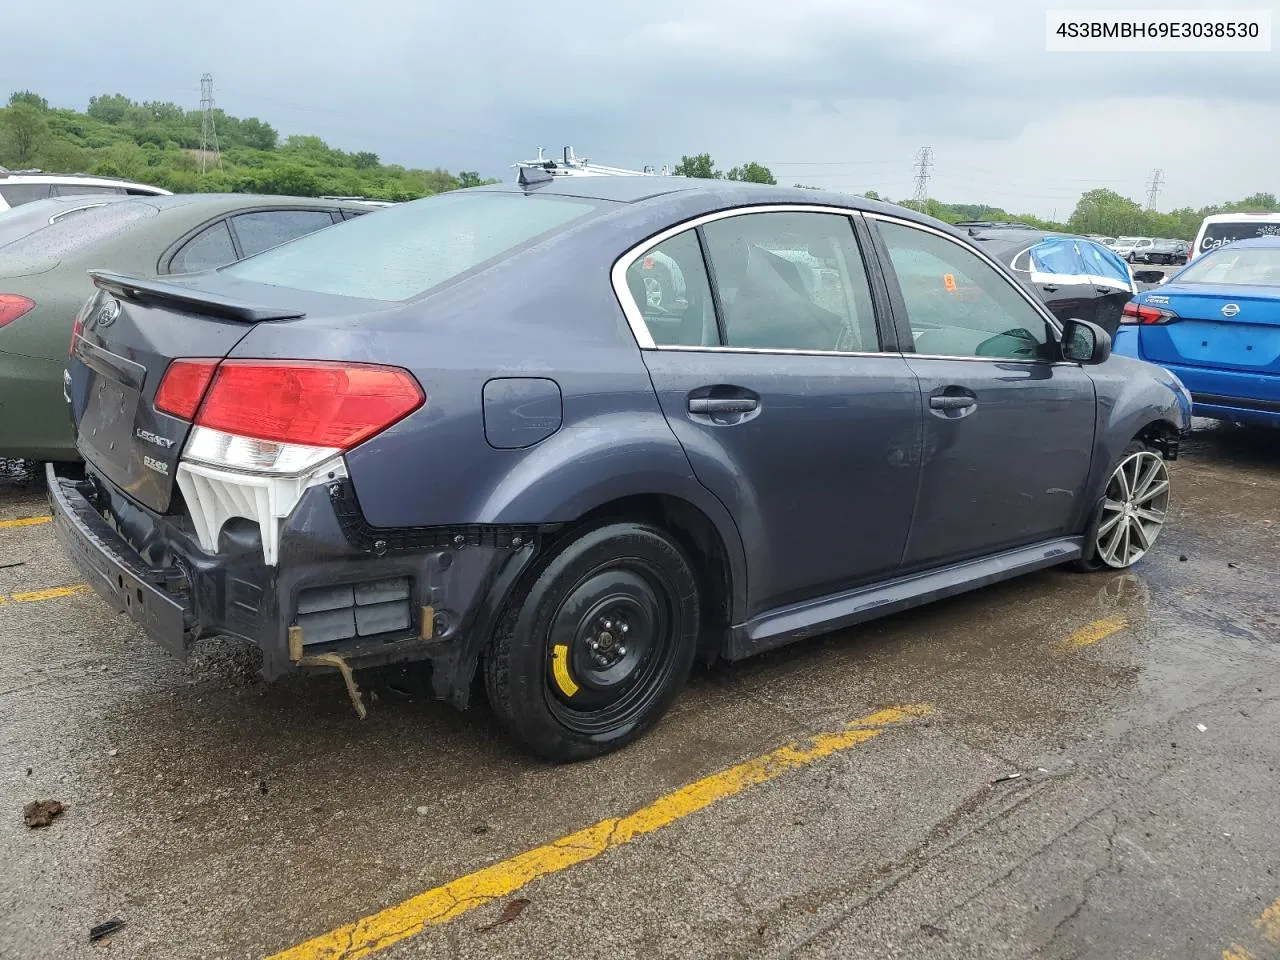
[[1040, 284, 1059, 293], [688, 397, 758, 414], [1095, 287, 1113, 295], [929, 395, 976, 411]]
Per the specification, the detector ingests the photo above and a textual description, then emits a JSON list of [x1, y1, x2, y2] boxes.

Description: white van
[[1191, 211, 1280, 262]]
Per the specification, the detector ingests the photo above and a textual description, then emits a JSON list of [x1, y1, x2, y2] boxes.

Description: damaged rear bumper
[[47, 462, 540, 705]]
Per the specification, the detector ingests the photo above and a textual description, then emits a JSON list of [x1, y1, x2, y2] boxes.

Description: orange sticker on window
[[943, 273, 957, 292]]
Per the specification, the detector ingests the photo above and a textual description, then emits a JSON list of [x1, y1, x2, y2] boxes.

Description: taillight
[[0, 295, 35, 329], [195, 360, 424, 449], [1121, 301, 1178, 325], [155, 359, 221, 420]]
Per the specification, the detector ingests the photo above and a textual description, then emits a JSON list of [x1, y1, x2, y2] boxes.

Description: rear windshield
[[0, 200, 158, 277], [224, 191, 602, 301], [1177, 245, 1280, 286], [1199, 219, 1280, 255]]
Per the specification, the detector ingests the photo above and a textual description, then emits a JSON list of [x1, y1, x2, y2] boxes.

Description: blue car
[[1114, 236, 1280, 428]]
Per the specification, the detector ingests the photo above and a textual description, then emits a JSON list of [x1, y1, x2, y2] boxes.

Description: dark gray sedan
[[48, 178, 1192, 761]]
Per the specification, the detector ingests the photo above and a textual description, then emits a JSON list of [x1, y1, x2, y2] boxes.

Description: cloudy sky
[[3, 0, 1276, 217]]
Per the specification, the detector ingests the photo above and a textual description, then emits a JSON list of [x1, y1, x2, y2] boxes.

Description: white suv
[[0, 169, 170, 213]]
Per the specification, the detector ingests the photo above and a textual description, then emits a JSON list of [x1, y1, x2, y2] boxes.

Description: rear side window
[[0, 183, 52, 207], [702, 212, 879, 352], [624, 230, 717, 347], [169, 221, 238, 274], [1028, 238, 1086, 276], [224, 192, 600, 301], [231, 209, 338, 257]]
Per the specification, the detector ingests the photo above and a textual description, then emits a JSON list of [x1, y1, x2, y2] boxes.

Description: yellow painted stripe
[[267, 703, 933, 960], [1057, 615, 1128, 650], [0, 584, 91, 605], [0, 515, 52, 529], [1223, 945, 1257, 960], [1255, 896, 1280, 944]]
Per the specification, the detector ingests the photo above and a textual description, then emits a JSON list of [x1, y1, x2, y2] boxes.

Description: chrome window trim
[[611, 202, 886, 354], [863, 211, 1065, 337]]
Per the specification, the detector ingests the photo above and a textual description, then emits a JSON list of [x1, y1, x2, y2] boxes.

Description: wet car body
[[49, 179, 1191, 760], [1115, 236, 1280, 427]]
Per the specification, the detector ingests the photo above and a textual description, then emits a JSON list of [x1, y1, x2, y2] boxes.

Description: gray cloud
[[3, 0, 1276, 215]]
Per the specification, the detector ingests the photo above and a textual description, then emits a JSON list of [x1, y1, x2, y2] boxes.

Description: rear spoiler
[[88, 270, 305, 323]]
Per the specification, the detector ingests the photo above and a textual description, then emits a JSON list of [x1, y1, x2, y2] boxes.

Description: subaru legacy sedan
[[48, 177, 1190, 761]]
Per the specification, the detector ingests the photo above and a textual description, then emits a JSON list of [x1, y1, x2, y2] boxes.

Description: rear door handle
[[1040, 284, 1059, 293], [688, 397, 758, 414], [929, 395, 976, 411]]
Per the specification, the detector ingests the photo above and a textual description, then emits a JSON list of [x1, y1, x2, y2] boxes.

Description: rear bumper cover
[[47, 463, 540, 703]]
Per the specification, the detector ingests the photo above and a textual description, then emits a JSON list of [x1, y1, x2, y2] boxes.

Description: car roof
[[118, 193, 375, 214], [471, 176, 940, 226], [1200, 211, 1280, 223]]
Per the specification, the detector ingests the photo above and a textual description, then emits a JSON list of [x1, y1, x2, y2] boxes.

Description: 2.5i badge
[[143, 455, 169, 475]]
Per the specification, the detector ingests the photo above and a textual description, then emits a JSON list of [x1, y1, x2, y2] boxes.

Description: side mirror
[[1061, 318, 1112, 365]]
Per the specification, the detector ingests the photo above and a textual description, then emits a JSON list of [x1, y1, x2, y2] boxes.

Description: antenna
[[199, 73, 222, 174], [912, 146, 933, 209], [1145, 168, 1164, 211]]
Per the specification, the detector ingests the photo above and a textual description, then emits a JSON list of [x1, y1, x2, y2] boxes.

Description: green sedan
[[0, 194, 372, 460]]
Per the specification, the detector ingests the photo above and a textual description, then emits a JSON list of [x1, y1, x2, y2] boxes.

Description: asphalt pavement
[[2, 422, 1278, 960]]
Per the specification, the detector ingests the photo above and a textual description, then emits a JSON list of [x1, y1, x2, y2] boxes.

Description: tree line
[[672, 153, 1277, 240], [0, 90, 495, 201]]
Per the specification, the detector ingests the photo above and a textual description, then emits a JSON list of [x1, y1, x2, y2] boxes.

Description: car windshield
[[224, 191, 603, 301], [1176, 246, 1280, 286]]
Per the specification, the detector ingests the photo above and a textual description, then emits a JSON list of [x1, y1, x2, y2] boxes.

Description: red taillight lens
[[0, 295, 35, 329], [195, 360, 424, 449], [155, 359, 221, 420], [1121, 301, 1178, 325]]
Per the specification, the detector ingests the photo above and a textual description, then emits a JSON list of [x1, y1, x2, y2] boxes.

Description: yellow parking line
[[1223, 945, 1257, 960], [1256, 895, 1280, 944], [267, 703, 934, 960], [1057, 615, 1129, 650], [0, 515, 51, 529], [0, 584, 91, 605]]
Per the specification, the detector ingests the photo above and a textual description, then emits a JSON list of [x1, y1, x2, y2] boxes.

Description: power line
[[912, 146, 933, 207], [1146, 168, 1164, 211], [198, 73, 221, 174]]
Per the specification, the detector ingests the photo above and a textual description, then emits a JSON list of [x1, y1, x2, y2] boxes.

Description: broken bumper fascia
[[47, 463, 540, 705]]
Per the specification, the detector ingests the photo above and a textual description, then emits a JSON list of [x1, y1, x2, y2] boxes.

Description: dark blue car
[[48, 177, 1190, 760], [1114, 236, 1280, 428]]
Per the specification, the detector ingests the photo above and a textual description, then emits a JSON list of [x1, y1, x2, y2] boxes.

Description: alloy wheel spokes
[[1095, 450, 1171, 569]]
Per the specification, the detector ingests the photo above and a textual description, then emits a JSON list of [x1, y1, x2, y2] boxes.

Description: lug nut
[[619, 623, 629, 634], [617, 646, 627, 656], [589, 640, 599, 651]]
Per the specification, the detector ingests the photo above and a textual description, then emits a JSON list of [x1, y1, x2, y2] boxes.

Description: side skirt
[[726, 537, 1083, 660]]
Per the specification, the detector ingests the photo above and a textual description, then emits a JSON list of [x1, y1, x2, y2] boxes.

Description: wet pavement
[[2, 423, 1278, 960]]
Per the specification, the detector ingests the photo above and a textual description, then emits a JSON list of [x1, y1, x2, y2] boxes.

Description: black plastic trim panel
[[1192, 392, 1280, 414], [328, 479, 540, 554]]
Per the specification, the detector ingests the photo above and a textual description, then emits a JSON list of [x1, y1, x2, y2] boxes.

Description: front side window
[[168, 220, 237, 274], [623, 229, 718, 347], [231, 209, 338, 257], [701, 211, 879, 352], [877, 221, 1053, 361]]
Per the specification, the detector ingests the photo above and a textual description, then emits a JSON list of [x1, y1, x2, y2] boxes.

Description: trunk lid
[[1138, 283, 1280, 375], [70, 272, 306, 513]]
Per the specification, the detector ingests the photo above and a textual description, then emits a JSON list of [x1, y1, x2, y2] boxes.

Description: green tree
[[725, 161, 776, 185], [458, 170, 485, 188], [9, 90, 48, 111], [863, 190, 880, 200], [673, 153, 720, 179], [353, 151, 380, 170], [238, 118, 278, 151], [86, 94, 137, 125], [0, 104, 49, 165]]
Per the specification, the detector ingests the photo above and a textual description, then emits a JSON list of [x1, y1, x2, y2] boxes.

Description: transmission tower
[[912, 147, 933, 209], [199, 73, 221, 174], [1145, 168, 1163, 211]]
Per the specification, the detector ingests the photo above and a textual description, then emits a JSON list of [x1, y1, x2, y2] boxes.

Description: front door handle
[[929, 395, 976, 411], [688, 397, 758, 414]]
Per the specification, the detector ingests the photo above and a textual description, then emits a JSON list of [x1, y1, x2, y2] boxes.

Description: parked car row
[[1107, 236, 1189, 265]]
